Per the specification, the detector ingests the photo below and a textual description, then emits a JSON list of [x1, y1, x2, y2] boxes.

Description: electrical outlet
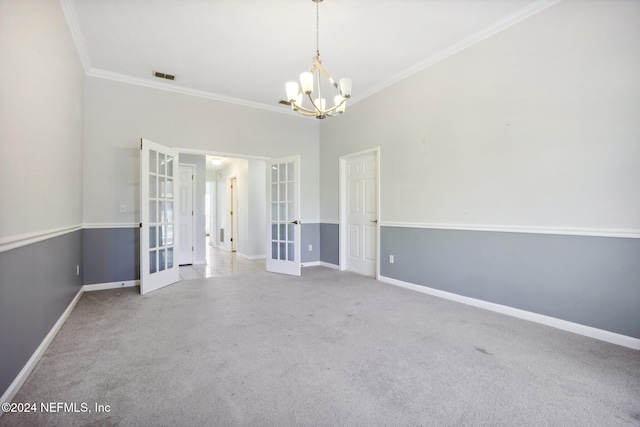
[[120, 204, 126, 213], [76, 264, 80, 275], [308, 244, 313, 251], [389, 255, 394, 264]]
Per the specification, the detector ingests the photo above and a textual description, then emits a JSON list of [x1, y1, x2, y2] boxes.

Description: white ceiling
[[66, 0, 557, 113]]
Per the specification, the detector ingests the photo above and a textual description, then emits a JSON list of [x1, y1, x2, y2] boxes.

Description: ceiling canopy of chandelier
[[285, 0, 351, 119]]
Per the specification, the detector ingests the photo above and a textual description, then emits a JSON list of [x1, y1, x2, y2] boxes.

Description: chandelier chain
[[316, 0, 320, 56], [284, 0, 351, 119]]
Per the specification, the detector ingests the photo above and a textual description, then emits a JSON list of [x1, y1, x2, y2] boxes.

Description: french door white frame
[[266, 155, 301, 276], [140, 138, 180, 295], [339, 147, 381, 278], [177, 164, 196, 266]]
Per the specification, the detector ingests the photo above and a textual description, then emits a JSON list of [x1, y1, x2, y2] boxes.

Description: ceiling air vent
[[154, 71, 175, 81]]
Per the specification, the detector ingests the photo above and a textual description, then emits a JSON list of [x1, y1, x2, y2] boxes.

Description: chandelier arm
[[306, 93, 322, 113], [313, 56, 340, 92], [320, 98, 346, 116], [299, 111, 320, 117], [292, 103, 319, 115]]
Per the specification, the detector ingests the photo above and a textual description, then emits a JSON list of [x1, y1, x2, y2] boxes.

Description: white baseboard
[[301, 261, 320, 267], [0, 287, 85, 407], [320, 261, 340, 270], [301, 261, 340, 270], [378, 275, 640, 351], [83, 280, 139, 292], [247, 254, 265, 260]]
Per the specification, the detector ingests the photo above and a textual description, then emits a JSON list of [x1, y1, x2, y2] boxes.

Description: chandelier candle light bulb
[[285, 0, 351, 119]]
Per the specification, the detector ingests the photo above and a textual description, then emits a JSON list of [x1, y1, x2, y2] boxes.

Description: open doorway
[[177, 151, 267, 280]]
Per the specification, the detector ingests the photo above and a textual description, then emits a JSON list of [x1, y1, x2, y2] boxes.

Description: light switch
[[120, 204, 126, 213]]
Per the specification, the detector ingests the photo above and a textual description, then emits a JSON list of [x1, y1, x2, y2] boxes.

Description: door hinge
[[192, 210, 194, 216], [230, 211, 233, 215], [192, 246, 194, 252], [139, 223, 142, 228], [192, 175, 194, 180], [140, 139, 142, 150]]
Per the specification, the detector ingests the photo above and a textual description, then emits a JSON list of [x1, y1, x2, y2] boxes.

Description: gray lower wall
[[301, 223, 320, 263], [0, 231, 83, 397], [319, 223, 339, 265], [380, 227, 640, 339], [83, 228, 139, 285]]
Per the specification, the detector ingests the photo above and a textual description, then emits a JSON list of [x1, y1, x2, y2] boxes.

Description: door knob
[[291, 220, 300, 225], [371, 219, 378, 223]]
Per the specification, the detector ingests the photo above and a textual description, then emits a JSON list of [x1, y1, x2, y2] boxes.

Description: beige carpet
[[1, 267, 639, 426]]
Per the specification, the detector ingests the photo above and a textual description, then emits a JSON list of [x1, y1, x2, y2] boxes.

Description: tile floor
[[178, 241, 266, 280]]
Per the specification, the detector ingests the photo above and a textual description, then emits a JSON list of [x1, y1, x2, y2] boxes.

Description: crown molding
[[86, 68, 296, 116], [61, 0, 562, 114], [59, 0, 92, 72], [350, 0, 563, 105]]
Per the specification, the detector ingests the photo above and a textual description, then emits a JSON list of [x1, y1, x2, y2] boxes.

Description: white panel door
[[346, 152, 377, 276], [266, 156, 301, 276], [140, 138, 179, 295], [178, 165, 194, 265]]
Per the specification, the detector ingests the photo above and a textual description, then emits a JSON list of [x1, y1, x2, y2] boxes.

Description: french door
[[266, 155, 301, 276], [140, 138, 179, 294]]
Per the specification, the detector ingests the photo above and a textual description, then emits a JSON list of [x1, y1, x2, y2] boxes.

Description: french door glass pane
[[279, 242, 286, 260], [149, 250, 157, 273], [150, 150, 157, 173], [287, 203, 294, 221], [159, 225, 165, 247], [150, 201, 157, 224], [287, 162, 294, 181], [167, 248, 174, 268], [159, 153, 165, 175], [287, 182, 294, 201], [149, 227, 157, 249], [166, 179, 173, 198], [159, 177, 166, 198], [167, 225, 174, 245], [149, 176, 157, 198], [159, 201, 165, 223], [271, 242, 278, 260], [166, 201, 173, 222], [166, 156, 173, 177], [159, 249, 166, 271], [288, 243, 294, 261]]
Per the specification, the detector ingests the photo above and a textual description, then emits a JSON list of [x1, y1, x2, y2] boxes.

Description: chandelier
[[285, 0, 351, 119]]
